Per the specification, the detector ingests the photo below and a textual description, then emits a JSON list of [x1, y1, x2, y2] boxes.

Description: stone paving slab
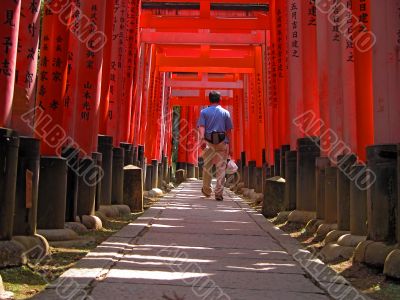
[[90, 282, 330, 300], [112, 255, 306, 274], [35, 181, 360, 300], [137, 232, 283, 251], [129, 245, 293, 261]]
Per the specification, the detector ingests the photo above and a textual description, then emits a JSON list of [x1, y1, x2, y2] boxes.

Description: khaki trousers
[[202, 142, 228, 197]]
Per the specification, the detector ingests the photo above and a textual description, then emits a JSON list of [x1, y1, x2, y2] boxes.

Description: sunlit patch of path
[[33, 181, 330, 300]]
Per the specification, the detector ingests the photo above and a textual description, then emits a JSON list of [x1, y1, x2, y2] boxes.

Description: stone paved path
[[34, 181, 334, 300]]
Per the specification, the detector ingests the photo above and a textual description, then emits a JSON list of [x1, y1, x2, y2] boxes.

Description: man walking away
[[198, 91, 233, 201]]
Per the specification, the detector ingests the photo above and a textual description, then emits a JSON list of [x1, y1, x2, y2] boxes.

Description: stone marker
[[123, 165, 143, 213], [350, 165, 368, 236], [38, 157, 67, 230], [77, 157, 96, 217], [162, 156, 169, 183], [284, 151, 297, 211], [315, 157, 330, 220], [98, 135, 113, 206], [354, 145, 398, 268], [111, 147, 125, 205], [274, 149, 281, 176], [367, 144, 397, 243], [280, 145, 291, 178], [187, 163, 195, 179], [255, 167, 263, 193], [92, 152, 103, 212], [325, 166, 338, 224], [243, 165, 249, 188], [132, 146, 138, 166], [262, 177, 286, 218], [13, 137, 40, 236], [120, 142, 133, 166], [145, 165, 153, 191], [248, 161, 256, 189], [0, 128, 19, 240], [337, 154, 357, 231], [61, 147, 79, 223], [297, 137, 320, 213], [137, 145, 145, 168], [175, 169, 186, 184], [151, 159, 159, 189]]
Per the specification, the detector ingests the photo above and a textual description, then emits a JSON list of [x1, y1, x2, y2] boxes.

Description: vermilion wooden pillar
[[62, 0, 80, 138], [353, 0, 374, 161], [327, 0, 344, 161], [186, 106, 198, 167], [254, 46, 266, 166], [232, 88, 242, 161], [106, 0, 127, 147], [177, 106, 189, 167], [127, 0, 140, 144], [276, 0, 290, 147], [35, 6, 70, 155], [287, 0, 304, 149], [248, 73, 258, 163], [131, 44, 146, 145], [301, 0, 319, 130], [120, 0, 139, 144], [242, 75, 251, 164], [340, 0, 358, 153], [370, 0, 400, 144], [265, 29, 276, 165], [316, 2, 331, 156], [144, 66, 161, 161], [236, 85, 245, 161], [72, 0, 107, 155], [139, 45, 151, 145], [0, 0, 21, 128], [12, 0, 40, 135], [99, 0, 115, 134]]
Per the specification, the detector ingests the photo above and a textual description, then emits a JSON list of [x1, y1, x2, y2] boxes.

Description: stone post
[[187, 163, 195, 178], [274, 149, 281, 176], [315, 157, 330, 220], [325, 166, 338, 224], [61, 147, 79, 222], [151, 159, 159, 189], [297, 137, 320, 212], [0, 129, 19, 239], [120, 142, 133, 166], [350, 164, 368, 236], [13, 137, 40, 236], [37, 157, 67, 230], [123, 165, 143, 213], [280, 145, 291, 178], [248, 161, 257, 190], [366, 144, 397, 243], [145, 165, 153, 191], [284, 151, 297, 211], [98, 135, 113, 205], [77, 158, 97, 217], [337, 154, 357, 231], [92, 152, 103, 212], [111, 147, 125, 205]]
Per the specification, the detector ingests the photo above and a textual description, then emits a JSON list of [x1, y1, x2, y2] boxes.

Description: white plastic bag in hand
[[226, 160, 238, 175]]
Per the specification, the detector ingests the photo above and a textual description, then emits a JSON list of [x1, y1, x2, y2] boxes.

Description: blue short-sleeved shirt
[[197, 105, 233, 142]]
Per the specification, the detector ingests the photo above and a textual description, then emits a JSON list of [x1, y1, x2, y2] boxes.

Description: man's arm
[[198, 126, 205, 140]]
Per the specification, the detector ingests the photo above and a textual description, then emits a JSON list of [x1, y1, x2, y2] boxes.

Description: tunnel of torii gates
[[0, 0, 400, 277]]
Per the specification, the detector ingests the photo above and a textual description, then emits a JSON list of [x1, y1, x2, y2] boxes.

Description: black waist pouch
[[206, 131, 226, 145]]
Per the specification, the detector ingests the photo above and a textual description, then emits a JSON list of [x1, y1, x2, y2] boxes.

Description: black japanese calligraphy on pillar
[[0, 0, 21, 127]]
